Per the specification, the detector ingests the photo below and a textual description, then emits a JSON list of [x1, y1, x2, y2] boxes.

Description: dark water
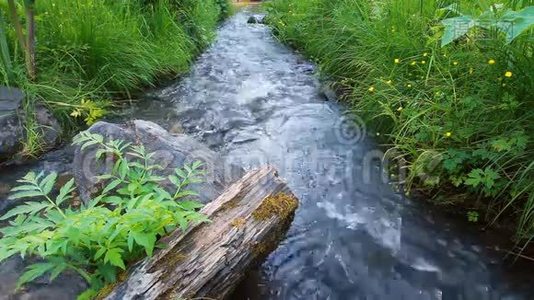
[[1, 10, 533, 300]]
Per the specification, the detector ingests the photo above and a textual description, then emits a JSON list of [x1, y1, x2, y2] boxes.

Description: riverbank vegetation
[[0, 0, 231, 156], [0, 132, 207, 298], [266, 0, 534, 245]]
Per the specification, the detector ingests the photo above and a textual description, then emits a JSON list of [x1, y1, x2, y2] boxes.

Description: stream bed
[[1, 10, 533, 300]]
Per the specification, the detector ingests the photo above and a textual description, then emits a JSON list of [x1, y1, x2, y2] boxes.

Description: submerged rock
[[72, 120, 244, 204], [320, 82, 338, 102], [247, 15, 265, 24]]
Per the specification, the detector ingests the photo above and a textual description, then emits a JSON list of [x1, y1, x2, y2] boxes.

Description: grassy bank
[[266, 0, 534, 243], [0, 0, 231, 155]]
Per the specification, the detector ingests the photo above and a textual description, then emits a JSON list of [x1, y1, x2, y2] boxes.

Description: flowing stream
[[1, 10, 533, 300]]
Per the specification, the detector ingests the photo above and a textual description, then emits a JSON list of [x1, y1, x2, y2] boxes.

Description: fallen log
[[103, 165, 299, 300]]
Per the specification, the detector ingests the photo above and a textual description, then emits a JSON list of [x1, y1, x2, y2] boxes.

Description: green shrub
[[267, 0, 534, 241], [215, 0, 232, 20], [0, 0, 227, 155], [0, 131, 208, 294]]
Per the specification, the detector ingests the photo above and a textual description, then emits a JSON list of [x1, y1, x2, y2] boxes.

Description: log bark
[[104, 165, 299, 300]]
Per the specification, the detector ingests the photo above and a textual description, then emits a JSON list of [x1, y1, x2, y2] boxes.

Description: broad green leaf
[[9, 190, 45, 200], [94, 247, 107, 260], [102, 179, 122, 195], [10, 185, 39, 192], [177, 217, 188, 232], [104, 248, 125, 270], [49, 263, 67, 281], [56, 178, 75, 206], [119, 160, 129, 179], [153, 187, 172, 200], [102, 196, 124, 206], [191, 160, 203, 169], [132, 232, 156, 256], [96, 174, 114, 181], [77, 289, 99, 300], [40, 173, 58, 195], [175, 168, 187, 178], [80, 140, 98, 151], [174, 190, 199, 200], [178, 200, 203, 210], [168, 175, 181, 187], [17, 262, 55, 289], [127, 234, 134, 252], [0, 202, 50, 220], [97, 263, 117, 283]]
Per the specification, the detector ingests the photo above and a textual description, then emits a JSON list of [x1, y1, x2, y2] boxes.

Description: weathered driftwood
[[104, 165, 299, 300]]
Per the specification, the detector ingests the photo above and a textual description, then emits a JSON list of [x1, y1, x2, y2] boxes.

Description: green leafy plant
[[0, 0, 228, 157], [467, 211, 479, 222], [215, 0, 232, 20], [0, 131, 208, 293]]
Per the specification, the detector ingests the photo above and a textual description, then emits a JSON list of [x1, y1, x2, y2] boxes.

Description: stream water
[[1, 10, 533, 300]]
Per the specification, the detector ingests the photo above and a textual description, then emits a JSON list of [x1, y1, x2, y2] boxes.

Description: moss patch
[[252, 192, 298, 221], [95, 271, 128, 299], [230, 217, 247, 228], [149, 251, 187, 274], [220, 196, 240, 213]]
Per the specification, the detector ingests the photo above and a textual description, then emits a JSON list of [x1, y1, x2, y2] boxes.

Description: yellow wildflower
[[397, 106, 403, 112], [445, 132, 452, 137], [488, 59, 496, 65], [394, 58, 400, 64], [386, 80, 392, 85], [423, 52, 429, 57], [407, 84, 412, 88], [368, 86, 375, 92], [410, 61, 417, 66], [421, 60, 426, 64], [504, 71, 513, 78], [453, 61, 459, 66]]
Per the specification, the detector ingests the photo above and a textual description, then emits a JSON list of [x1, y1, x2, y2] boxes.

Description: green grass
[[0, 0, 230, 154], [266, 0, 534, 244]]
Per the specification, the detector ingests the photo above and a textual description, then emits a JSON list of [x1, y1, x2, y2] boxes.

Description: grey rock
[[0, 256, 87, 300], [72, 120, 244, 204], [0, 87, 25, 161], [0, 86, 24, 112], [0, 86, 62, 163], [0, 111, 24, 161], [0, 146, 74, 215], [34, 104, 62, 148], [247, 15, 265, 24]]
